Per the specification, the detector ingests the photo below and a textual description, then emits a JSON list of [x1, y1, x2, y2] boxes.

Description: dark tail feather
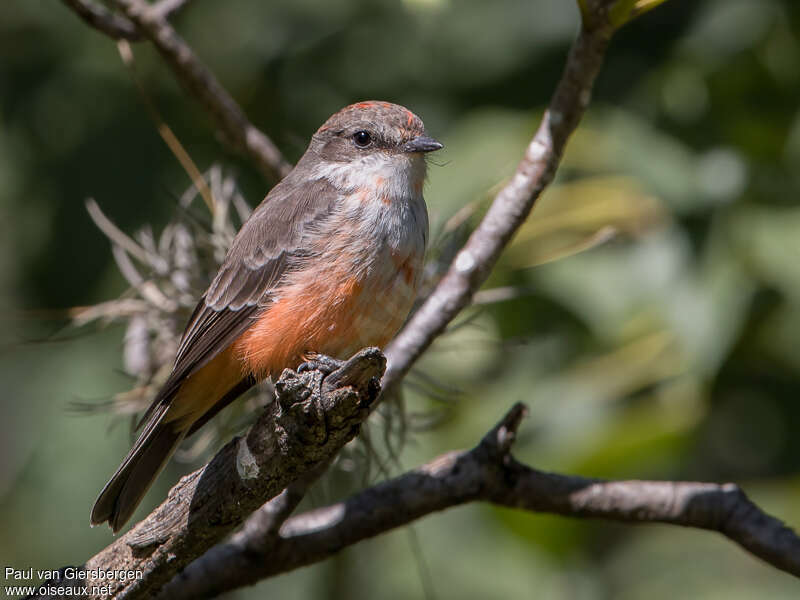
[[91, 408, 186, 533]]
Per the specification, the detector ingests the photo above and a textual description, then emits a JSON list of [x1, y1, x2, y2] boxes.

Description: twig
[[110, 0, 292, 181], [116, 40, 216, 214], [85, 199, 154, 265], [154, 403, 800, 598], [151, 0, 192, 20], [61, 0, 141, 41], [60, 0, 191, 41], [60, 0, 291, 181]]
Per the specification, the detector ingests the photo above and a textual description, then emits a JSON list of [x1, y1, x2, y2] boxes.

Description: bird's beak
[[402, 135, 444, 154]]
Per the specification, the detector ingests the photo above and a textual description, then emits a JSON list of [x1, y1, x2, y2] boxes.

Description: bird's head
[[306, 101, 443, 193]]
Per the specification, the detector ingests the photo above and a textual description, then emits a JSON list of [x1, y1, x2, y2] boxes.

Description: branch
[[111, 0, 291, 181], [150, 0, 193, 20], [381, 2, 616, 394], [27, 349, 385, 600], [53, 1, 794, 597], [60, 0, 191, 41], [61, 0, 142, 41], [155, 403, 800, 598], [61, 0, 292, 181]]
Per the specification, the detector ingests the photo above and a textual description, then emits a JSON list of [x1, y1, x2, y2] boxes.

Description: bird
[[90, 101, 443, 532]]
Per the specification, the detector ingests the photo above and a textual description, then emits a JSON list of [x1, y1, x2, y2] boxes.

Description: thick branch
[[28, 349, 385, 600], [157, 403, 800, 598], [382, 5, 614, 394]]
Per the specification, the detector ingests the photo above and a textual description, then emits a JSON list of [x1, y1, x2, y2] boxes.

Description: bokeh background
[[3, 0, 800, 597]]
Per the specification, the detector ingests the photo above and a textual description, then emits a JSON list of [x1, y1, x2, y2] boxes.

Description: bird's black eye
[[353, 130, 372, 148]]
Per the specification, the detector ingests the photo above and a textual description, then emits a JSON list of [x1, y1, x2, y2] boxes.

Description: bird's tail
[[90, 406, 186, 533]]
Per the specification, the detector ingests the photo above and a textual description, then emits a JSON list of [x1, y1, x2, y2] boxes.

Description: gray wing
[[141, 174, 339, 422]]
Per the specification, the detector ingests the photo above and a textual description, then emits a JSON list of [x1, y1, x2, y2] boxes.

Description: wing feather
[[137, 173, 340, 429]]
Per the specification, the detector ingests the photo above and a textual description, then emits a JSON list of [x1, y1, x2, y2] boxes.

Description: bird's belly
[[233, 251, 421, 379], [343, 257, 419, 353]]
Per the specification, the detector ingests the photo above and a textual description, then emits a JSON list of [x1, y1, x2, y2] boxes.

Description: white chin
[[315, 152, 427, 197]]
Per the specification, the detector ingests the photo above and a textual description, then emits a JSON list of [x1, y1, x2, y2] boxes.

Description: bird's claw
[[297, 353, 345, 376]]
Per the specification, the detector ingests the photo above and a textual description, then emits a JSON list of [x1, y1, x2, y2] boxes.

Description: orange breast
[[234, 254, 420, 380]]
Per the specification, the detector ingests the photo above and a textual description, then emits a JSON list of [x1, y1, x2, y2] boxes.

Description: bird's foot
[[297, 353, 345, 376]]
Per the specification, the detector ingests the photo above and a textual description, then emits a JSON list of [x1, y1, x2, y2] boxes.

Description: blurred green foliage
[[2, 0, 800, 597]]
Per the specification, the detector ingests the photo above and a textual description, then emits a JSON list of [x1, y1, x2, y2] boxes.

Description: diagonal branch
[[60, 0, 191, 41], [26, 349, 385, 600], [156, 403, 800, 599], [61, 0, 292, 181], [61, 0, 142, 41], [110, 0, 292, 181], [382, 4, 614, 395]]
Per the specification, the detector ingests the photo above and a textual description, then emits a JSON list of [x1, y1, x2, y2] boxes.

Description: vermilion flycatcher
[[91, 101, 442, 532]]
